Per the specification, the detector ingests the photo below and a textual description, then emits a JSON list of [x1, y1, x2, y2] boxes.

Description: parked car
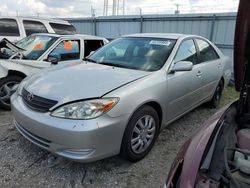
[[0, 33, 108, 109], [165, 1, 250, 187], [11, 33, 231, 163], [0, 16, 76, 42]]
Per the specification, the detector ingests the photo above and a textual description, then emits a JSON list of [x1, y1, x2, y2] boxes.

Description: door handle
[[218, 63, 222, 69], [196, 71, 202, 77]]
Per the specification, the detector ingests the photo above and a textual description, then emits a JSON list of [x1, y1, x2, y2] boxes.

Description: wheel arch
[[7, 70, 27, 79], [129, 100, 163, 130]]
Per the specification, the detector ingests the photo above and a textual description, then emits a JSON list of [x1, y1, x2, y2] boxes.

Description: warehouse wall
[[67, 13, 236, 59]]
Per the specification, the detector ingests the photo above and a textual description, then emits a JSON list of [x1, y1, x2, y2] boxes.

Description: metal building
[[67, 12, 236, 58]]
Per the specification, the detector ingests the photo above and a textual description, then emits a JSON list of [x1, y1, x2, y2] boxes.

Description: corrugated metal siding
[[70, 21, 94, 35], [68, 13, 236, 58], [96, 21, 140, 38]]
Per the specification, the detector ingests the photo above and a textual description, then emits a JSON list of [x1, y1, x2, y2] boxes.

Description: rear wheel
[[0, 76, 23, 110], [120, 105, 159, 162], [209, 79, 224, 108]]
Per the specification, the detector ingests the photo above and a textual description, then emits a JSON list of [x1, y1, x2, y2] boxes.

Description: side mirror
[[89, 51, 95, 56], [47, 54, 60, 65], [169, 61, 193, 73]]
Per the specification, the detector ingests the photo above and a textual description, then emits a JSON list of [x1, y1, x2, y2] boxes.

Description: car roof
[[0, 16, 70, 25], [30, 33, 106, 40], [123, 33, 197, 40]]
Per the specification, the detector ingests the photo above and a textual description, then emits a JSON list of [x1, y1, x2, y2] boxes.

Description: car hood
[[24, 62, 150, 104], [234, 0, 250, 91], [0, 38, 25, 53]]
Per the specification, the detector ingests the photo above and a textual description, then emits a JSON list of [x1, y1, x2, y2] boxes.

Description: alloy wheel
[[0, 81, 19, 107], [131, 115, 156, 154]]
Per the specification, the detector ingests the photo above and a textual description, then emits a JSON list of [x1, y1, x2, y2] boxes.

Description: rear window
[[23, 20, 48, 36], [0, 18, 20, 36], [196, 39, 219, 62], [49, 23, 76, 35], [84, 40, 104, 57]]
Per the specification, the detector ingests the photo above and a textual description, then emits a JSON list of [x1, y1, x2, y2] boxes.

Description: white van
[[0, 16, 76, 42]]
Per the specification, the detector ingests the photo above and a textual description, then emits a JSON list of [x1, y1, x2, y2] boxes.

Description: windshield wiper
[[83, 57, 97, 63], [98, 62, 128, 68]]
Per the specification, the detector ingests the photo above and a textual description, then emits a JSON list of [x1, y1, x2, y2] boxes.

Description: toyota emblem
[[27, 93, 34, 101]]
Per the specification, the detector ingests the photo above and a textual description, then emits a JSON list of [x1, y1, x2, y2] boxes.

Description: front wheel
[[209, 79, 224, 108], [0, 76, 23, 110], [120, 105, 160, 162]]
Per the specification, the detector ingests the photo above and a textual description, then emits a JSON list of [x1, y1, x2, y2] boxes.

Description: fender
[[0, 60, 41, 79]]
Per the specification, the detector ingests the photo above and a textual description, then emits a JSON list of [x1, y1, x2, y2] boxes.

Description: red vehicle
[[166, 0, 250, 187]]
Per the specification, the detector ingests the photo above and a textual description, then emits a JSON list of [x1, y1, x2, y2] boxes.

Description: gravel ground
[[0, 87, 238, 188]]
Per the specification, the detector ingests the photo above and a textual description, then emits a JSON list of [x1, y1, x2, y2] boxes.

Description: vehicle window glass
[[174, 39, 198, 65], [16, 35, 58, 60], [23, 20, 48, 36], [49, 23, 76, 35], [196, 39, 219, 62], [84, 40, 104, 57], [89, 37, 176, 71], [105, 40, 130, 58], [50, 40, 80, 61], [0, 19, 20, 36]]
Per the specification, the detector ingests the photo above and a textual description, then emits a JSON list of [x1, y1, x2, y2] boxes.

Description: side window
[[174, 39, 198, 65], [0, 19, 20, 36], [23, 20, 48, 36], [50, 40, 80, 61], [196, 39, 219, 62], [49, 23, 76, 35], [84, 40, 104, 57]]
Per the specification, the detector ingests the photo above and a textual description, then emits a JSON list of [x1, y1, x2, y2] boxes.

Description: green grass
[[220, 86, 239, 107]]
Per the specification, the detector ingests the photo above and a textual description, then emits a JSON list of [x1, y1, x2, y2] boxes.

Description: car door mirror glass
[[170, 61, 193, 72]]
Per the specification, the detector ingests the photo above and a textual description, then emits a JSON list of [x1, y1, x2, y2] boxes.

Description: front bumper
[[11, 93, 130, 162]]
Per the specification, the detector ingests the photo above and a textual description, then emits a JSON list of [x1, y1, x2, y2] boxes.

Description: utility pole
[[174, 4, 180, 14], [16, 10, 19, 17], [103, 0, 109, 16], [37, 12, 40, 17], [112, 0, 117, 15], [122, 0, 125, 15], [91, 5, 95, 17], [117, 0, 120, 15], [138, 7, 142, 15]]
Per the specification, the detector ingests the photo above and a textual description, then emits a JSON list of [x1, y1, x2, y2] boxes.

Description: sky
[[0, 0, 239, 18]]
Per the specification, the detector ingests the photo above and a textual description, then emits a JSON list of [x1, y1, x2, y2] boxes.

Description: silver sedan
[[11, 33, 231, 162]]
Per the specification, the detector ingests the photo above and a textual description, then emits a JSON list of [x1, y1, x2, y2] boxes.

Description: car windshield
[[88, 37, 176, 71], [16, 35, 58, 60]]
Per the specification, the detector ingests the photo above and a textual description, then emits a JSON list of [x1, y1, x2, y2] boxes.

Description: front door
[[166, 39, 203, 121]]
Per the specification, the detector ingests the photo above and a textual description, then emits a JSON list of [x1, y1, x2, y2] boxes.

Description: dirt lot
[[0, 87, 238, 188]]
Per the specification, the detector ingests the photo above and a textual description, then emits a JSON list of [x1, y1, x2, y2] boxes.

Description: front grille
[[15, 122, 51, 148], [22, 88, 57, 112]]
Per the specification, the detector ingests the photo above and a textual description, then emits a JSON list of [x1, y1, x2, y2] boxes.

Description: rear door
[[195, 38, 222, 100], [167, 39, 203, 120]]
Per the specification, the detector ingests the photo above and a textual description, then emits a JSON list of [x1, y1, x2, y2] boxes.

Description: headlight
[[51, 98, 119, 120]]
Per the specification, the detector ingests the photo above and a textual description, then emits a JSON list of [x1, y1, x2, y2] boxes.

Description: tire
[[209, 79, 224, 108], [0, 76, 23, 110], [120, 105, 160, 162]]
